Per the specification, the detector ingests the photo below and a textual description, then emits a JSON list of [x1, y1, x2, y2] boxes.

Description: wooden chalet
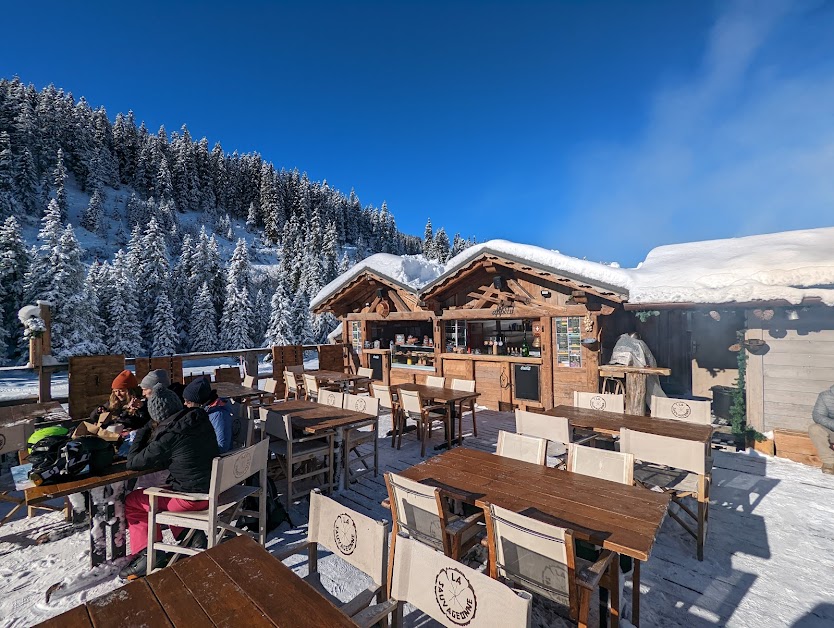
[[313, 243, 631, 411]]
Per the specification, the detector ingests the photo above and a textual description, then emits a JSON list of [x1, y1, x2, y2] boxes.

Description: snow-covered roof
[[420, 239, 632, 297], [310, 253, 445, 310], [628, 227, 834, 306], [326, 322, 343, 342]]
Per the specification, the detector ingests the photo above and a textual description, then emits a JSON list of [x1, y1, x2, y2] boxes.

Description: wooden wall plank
[[745, 320, 765, 432], [68, 355, 125, 420]]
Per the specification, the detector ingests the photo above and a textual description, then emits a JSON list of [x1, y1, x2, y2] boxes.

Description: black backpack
[[29, 436, 115, 486], [237, 476, 293, 532]]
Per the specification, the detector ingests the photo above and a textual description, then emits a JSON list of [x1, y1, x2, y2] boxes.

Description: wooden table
[[598, 365, 671, 415], [214, 382, 269, 422], [395, 383, 480, 450], [308, 369, 367, 392], [25, 462, 153, 567], [36, 535, 359, 628], [265, 401, 377, 489], [546, 405, 713, 444], [395, 447, 670, 626]]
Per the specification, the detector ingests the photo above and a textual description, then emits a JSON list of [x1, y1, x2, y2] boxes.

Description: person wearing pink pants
[[124, 490, 209, 554], [119, 383, 219, 579]]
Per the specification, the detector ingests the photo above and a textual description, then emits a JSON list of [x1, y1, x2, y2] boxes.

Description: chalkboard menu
[[369, 353, 383, 380], [513, 364, 540, 401]]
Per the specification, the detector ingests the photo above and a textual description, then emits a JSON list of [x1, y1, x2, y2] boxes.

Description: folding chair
[[261, 407, 335, 507], [568, 443, 634, 485], [230, 400, 257, 449], [650, 396, 712, 425], [242, 375, 257, 389], [482, 503, 616, 628], [354, 534, 532, 628], [284, 370, 303, 401], [573, 391, 624, 414], [275, 489, 389, 620], [451, 378, 477, 443], [145, 439, 269, 573], [350, 367, 374, 395], [425, 375, 446, 388], [384, 472, 483, 574], [496, 430, 546, 465], [372, 383, 401, 447], [343, 394, 380, 485], [397, 388, 451, 457], [303, 373, 338, 401], [515, 409, 594, 468], [620, 428, 710, 560]]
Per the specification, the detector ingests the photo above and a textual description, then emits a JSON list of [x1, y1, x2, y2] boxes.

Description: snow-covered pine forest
[[0, 77, 475, 363]]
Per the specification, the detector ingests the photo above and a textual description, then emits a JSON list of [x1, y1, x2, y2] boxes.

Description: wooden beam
[[387, 289, 410, 313]]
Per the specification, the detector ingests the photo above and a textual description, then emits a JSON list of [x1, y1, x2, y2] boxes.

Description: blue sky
[[2, 0, 832, 266]]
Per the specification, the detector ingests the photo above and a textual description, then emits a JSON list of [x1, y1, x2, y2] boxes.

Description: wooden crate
[[68, 355, 125, 420], [773, 428, 821, 467]]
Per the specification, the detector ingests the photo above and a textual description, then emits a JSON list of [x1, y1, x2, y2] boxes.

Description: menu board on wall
[[351, 321, 362, 348], [555, 316, 582, 367]]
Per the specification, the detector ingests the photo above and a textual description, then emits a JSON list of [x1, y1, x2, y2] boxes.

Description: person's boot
[[119, 549, 171, 580], [822, 463, 834, 475]]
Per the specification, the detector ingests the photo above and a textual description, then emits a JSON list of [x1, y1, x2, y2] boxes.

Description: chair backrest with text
[[568, 444, 634, 485], [573, 391, 624, 413], [344, 393, 380, 416], [515, 409, 571, 445], [390, 533, 532, 628], [496, 430, 547, 465], [651, 396, 712, 425], [308, 490, 388, 590], [320, 390, 344, 408], [425, 375, 446, 388], [210, 438, 269, 499]]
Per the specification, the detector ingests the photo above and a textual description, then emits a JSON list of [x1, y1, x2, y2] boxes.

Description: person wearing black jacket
[[119, 384, 219, 579]]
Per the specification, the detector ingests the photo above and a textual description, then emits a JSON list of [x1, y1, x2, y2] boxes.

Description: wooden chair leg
[[578, 587, 592, 628], [373, 424, 379, 477], [470, 400, 477, 437], [697, 500, 706, 561]]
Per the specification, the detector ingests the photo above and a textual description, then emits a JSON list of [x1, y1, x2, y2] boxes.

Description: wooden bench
[[773, 429, 820, 467]]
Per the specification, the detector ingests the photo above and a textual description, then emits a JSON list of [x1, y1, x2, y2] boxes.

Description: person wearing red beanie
[[89, 370, 150, 431], [112, 370, 139, 390]]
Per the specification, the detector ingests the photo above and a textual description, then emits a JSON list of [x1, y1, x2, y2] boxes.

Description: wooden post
[[625, 371, 648, 415], [37, 301, 52, 357], [38, 367, 52, 402]]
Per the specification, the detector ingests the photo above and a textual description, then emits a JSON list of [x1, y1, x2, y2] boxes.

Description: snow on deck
[[2, 410, 834, 627]]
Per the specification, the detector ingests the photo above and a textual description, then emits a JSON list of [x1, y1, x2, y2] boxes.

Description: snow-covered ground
[[1, 409, 833, 627]]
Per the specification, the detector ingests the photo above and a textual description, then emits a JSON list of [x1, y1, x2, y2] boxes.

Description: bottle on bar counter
[[521, 332, 530, 357]]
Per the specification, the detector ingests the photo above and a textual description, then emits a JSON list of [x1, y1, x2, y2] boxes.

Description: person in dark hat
[[120, 383, 218, 579], [183, 377, 234, 453]]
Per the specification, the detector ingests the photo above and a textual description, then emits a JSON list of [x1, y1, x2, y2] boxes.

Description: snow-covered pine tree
[[49, 226, 105, 358], [264, 280, 294, 346], [290, 291, 313, 345], [171, 234, 194, 350], [53, 148, 68, 222], [434, 227, 451, 263], [105, 250, 143, 356], [137, 217, 170, 351], [23, 199, 63, 306], [250, 288, 268, 348], [189, 282, 217, 352], [15, 147, 39, 215], [0, 131, 15, 218], [81, 187, 104, 234], [0, 216, 28, 362], [246, 201, 258, 231], [151, 291, 177, 356], [219, 238, 253, 350], [423, 218, 434, 257]]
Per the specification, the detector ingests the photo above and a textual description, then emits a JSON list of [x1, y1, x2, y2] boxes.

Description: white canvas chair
[[619, 427, 710, 560], [481, 503, 615, 628], [354, 534, 532, 628], [515, 409, 594, 467], [351, 367, 374, 395], [275, 489, 389, 620], [372, 383, 401, 447], [651, 396, 712, 425], [451, 378, 477, 443], [384, 473, 483, 572], [573, 391, 625, 414], [284, 370, 303, 401], [242, 374, 257, 389], [145, 438, 269, 573], [496, 430, 547, 465], [320, 390, 344, 408], [261, 407, 335, 506], [343, 394, 380, 485], [425, 375, 446, 388], [397, 388, 451, 456], [303, 373, 339, 401], [568, 444, 634, 485]]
